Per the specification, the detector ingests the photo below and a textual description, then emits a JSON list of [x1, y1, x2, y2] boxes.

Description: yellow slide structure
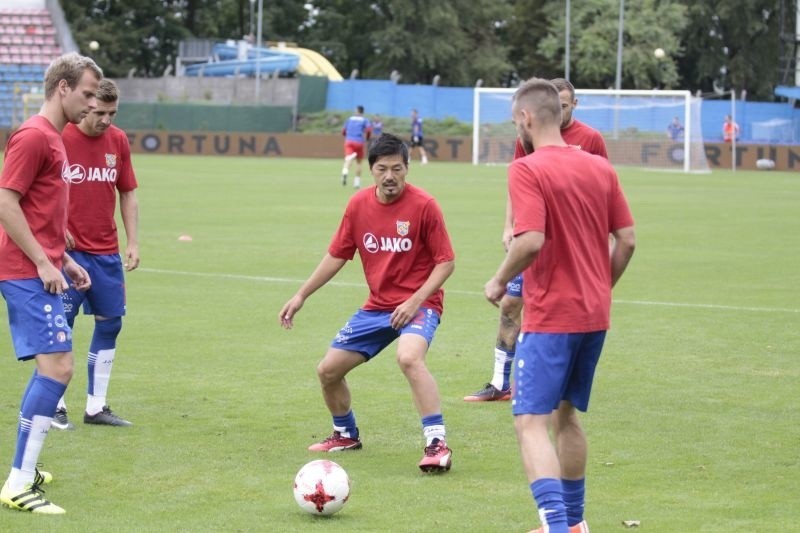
[[270, 44, 343, 81]]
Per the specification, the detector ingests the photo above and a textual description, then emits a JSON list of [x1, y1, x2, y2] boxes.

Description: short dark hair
[[368, 133, 409, 167], [356, 105, 364, 114], [96, 79, 119, 103], [550, 77, 575, 99]]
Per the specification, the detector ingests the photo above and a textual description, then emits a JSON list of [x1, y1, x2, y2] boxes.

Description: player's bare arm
[[390, 260, 454, 330], [0, 188, 67, 293], [485, 230, 544, 305], [610, 225, 636, 287], [502, 193, 514, 250], [120, 190, 140, 271], [279, 253, 347, 329]]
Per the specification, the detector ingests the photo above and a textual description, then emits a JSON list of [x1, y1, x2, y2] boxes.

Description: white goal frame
[[472, 87, 706, 173]]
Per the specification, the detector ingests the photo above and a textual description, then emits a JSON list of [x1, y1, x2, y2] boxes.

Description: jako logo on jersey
[[396, 220, 410, 236], [362, 232, 413, 253], [105, 153, 117, 168], [61, 160, 73, 184], [66, 163, 118, 184]]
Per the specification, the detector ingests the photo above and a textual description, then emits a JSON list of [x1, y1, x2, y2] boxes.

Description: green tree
[[64, 0, 190, 78], [679, 1, 783, 100], [501, 0, 560, 83], [295, 0, 512, 86], [535, 0, 687, 90]]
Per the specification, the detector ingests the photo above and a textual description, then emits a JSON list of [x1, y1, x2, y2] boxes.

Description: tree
[[679, 1, 783, 100], [501, 0, 560, 83], [295, 0, 512, 86], [64, 0, 190, 78], [534, 0, 687, 90]]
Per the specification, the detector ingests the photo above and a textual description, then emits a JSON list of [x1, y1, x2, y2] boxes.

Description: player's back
[[344, 115, 369, 142], [510, 145, 630, 331]]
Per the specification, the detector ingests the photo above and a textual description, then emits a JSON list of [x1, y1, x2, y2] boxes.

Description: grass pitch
[[0, 155, 798, 531]]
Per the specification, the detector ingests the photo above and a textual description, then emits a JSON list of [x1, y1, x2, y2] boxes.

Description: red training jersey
[[509, 146, 633, 333], [514, 119, 608, 160], [62, 123, 138, 254], [328, 183, 455, 315], [0, 115, 70, 280]]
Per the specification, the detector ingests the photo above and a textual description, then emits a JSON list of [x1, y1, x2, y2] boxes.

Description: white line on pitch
[[138, 267, 799, 314]]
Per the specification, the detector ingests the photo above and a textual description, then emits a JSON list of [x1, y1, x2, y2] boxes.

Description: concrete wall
[[112, 76, 299, 108]]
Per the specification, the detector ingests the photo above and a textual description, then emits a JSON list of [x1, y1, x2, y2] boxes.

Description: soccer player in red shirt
[[52, 79, 139, 430], [279, 133, 455, 473], [0, 52, 102, 514], [484, 78, 635, 533], [465, 78, 609, 403]]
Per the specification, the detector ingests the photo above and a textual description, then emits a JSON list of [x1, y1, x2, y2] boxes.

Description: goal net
[[473, 88, 709, 172]]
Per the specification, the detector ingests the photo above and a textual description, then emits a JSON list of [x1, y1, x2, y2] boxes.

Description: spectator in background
[[341, 105, 371, 189], [371, 114, 383, 138], [722, 114, 740, 142], [410, 109, 429, 164], [667, 116, 684, 141]]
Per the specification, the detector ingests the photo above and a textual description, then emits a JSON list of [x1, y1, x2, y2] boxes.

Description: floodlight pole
[[255, 0, 263, 104], [612, 0, 624, 139], [615, 0, 624, 91], [249, 0, 255, 39], [564, 0, 571, 80], [731, 89, 736, 172]]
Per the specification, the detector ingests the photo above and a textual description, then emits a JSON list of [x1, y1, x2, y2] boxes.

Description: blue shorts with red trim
[[330, 307, 440, 360], [511, 331, 606, 415]]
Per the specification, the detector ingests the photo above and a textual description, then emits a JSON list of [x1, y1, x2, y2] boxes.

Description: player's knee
[[396, 350, 423, 374], [95, 316, 122, 340], [316, 359, 343, 386], [500, 295, 523, 318]]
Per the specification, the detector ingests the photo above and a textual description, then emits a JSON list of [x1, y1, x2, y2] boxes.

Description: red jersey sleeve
[[114, 130, 138, 193], [420, 198, 455, 264], [508, 159, 546, 236], [608, 174, 634, 231], [328, 205, 358, 260], [0, 128, 47, 195]]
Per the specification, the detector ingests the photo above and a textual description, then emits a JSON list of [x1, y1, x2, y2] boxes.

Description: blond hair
[[43, 52, 103, 99]]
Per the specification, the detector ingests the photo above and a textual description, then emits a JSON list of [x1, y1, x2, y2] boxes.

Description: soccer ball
[[293, 460, 350, 516]]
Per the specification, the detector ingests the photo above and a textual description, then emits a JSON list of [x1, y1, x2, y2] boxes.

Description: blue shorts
[[511, 331, 606, 415], [62, 251, 126, 319], [331, 308, 440, 360], [506, 274, 523, 298], [0, 279, 73, 360]]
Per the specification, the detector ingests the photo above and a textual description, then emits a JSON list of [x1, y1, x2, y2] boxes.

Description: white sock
[[423, 425, 446, 445], [490, 347, 513, 390], [353, 176, 360, 188], [86, 348, 114, 415], [7, 415, 51, 490], [56, 396, 67, 411]]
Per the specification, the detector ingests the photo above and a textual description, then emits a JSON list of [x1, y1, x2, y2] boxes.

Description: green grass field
[[0, 155, 798, 532]]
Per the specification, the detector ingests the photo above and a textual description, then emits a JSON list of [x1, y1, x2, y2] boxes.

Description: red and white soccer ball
[[293, 460, 350, 516]]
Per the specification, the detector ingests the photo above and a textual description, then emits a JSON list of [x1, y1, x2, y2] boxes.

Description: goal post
[[472, 87, 709, 173]]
